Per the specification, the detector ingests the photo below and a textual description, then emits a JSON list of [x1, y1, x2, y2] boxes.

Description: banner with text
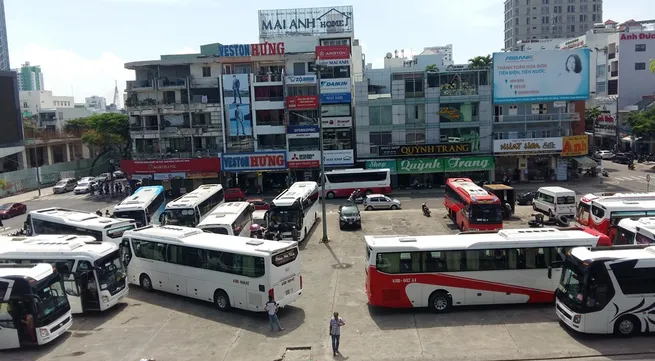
[[286, 95, 319, 110], [365, 159, 397, 174], [316, 45, 350, 60], [221, 152, 287, 172], [258, 6, 354, 38], [561, 135, 589, 157], [320, 79, 351, 94], [285, 75, 317, 85], [396, 156, 494, 174], [320, 93, 351, 104], [324, 149, 354, 166], [493, 137, 563, 154], [287, 150, 320, 169]]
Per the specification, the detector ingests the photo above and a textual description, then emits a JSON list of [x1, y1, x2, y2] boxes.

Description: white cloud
[[12, 43, 133, 106], [171, 47, 198, 54]]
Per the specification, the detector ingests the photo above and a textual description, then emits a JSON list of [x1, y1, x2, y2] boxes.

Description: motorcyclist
[[105, 210, 111, 217], [96, 209, 103, 217], [250, 224, 263, 239]]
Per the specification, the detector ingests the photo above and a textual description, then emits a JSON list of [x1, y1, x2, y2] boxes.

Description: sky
[[5, 0, 655, 105]]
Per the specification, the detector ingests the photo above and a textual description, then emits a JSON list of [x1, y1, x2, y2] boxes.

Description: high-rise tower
[[0, 0, 10, 71]]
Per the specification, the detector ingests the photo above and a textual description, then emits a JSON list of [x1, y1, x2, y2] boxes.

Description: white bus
[[615, 217, 655, 245], [323, 168, 392, 199], [196, 202, 254, 237], [270, 181, 319, 241], [162, 184, 224, 227], [0, 235, 128, 314], [26, 208, 137, 245], [365, 227, 609, 312], [555, 244, 655, 336], [113, 185, 166, 227], [121, 225, 302, 312], [0, 263, 73, 349]]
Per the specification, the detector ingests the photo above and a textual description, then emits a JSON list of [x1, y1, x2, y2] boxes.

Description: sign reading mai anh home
[[258, 6, 354, 38]]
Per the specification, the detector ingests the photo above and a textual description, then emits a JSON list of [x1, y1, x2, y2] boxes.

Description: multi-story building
[[0, 0, 9, 71], [19, 90, 74, 118], [85, 96, 107, 112], [0, 70, 24, 171], [12, 62, 44, 91], [503, 0, 602, 51]]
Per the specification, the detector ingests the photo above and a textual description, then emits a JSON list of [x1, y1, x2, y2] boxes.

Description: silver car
[[363, 194, 401, 211], [53, 178, 78, 194]]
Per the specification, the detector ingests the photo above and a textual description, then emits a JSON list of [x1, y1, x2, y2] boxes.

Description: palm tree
[[468, 55, 492, 69], [425, 64, 439, 73]]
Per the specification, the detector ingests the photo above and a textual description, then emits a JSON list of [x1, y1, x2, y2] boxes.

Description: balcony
[[608, 53, 616, 59], [440, 85, 478, 97], [158, 78, 186, 89], [129, 126, 161, 138], [127, 80, 154, 91], [191, 77, 219, 88], [255, 74, 283, 83], [494, 112, 580, 123], [405, 91, 425, 98]]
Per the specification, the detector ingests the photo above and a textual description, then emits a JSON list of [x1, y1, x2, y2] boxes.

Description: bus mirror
[[547, 267, 552, 279]]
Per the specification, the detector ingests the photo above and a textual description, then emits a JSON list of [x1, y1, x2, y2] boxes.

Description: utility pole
[[34, 147, 41, 196], [313, 64, 330, 243]]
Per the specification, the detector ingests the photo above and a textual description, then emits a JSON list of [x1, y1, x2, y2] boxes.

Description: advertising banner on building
[[492, 49, 590, 104], [316, 59, 351, 66], [396, 156, 494, 174], [561, 135, 589, 157], [320, 79, 351, 94], [218, 42, 285, 57], [365, 159, 397, 174], [285, 75, 317, 84], [287, 125, 319, 138], [222, 74, 252, 142], [378, 143, 471, 157], [322, 117, 352, 128], [287, 150, 320, 169], [444, 156, 495, 172], [153, 172, 186, 180], [120, 158, 221, 174], [493, 137, 563, 154], [320, 93, 351, 104], [258, 6, 354, 38], [221, 152, 287, 172], [324, 149, 354, 166], [286, 95, 319, 110], [186, 172, 219, 179], [315, 45, 350, 60]]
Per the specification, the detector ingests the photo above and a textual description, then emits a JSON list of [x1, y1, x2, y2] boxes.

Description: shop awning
[[574, 156, 598, 167]]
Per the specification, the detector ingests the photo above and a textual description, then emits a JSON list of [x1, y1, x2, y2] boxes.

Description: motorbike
[[348, 191, 364, 204], [602, 170, 609, 177], [628, 163, 635, 170], [422, 204, 431, 217]]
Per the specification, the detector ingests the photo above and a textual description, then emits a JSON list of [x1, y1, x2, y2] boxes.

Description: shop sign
[[315, 45, 350, 60], [153, 172, 186, 180], [287, 125, 319, 134], [258, 6, 354, 38], [322, 117, 352, 128], [561, 135, 589, 157], [286, 95, 319, 110], [365, 159, 397, 174], [130, 174, 152, 180], [186, 172, 219, 179], [285, 75, 316, 84], [445, 156, 494, 172], [324, 149, 354, 166], [287, 151, 320, 169], [120, 158, 221, 174], [320, 93, 351, 104], [397, 158, 443, 174], [316, 58, 350, 66], [620, 32, 655, 41], [320, 79, 351, 94], [493, 137, 563, 154], [218, 42, 285, 57], [221, 152, 287, 172], [378, 143, 471, 157], [438, 107, 462, 121]]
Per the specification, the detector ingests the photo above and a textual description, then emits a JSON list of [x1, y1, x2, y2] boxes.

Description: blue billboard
[[320, 93, 351, 104], [287, 125, 319, 134], [492, 49, 590, 104]]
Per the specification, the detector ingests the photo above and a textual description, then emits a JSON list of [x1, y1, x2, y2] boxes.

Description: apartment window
[[369, 106, 392, 126], [636, 44, 647, 52], [286, 86, 317, 97], [22, 102, 27, 108], [541, 25, 550, 34], [494, 133, 504, 140], [553, 5, 561, 13], [567, 24, 576, 32], [566, 5, 575, 12], [323, 128, 352, 150], [579, 14, 587, 22], [320, 38, 350, 46], [406, 105, 425, 124], [592, 13, 599, 22], [541, 130, 551, 137], [526, 17, 531, 24], [596, 64, 606, 77], [635, 62, 646, 71], [288, 138, 319, 151], [370, 132, 392, 154], [321, 104, 351, 117], [514, 8, 519, 16], [202, 66, 211, 77], [293, 62, 305, 76], [592, 4, 600, 11], [320, 66, 350, 79], [405, 132, 426, 144], [582, 23, 589, 32], [566, 15, 575, 23], [515, 18, 520, 25], [541, 0, 549, 3], [255, 109, 284, 126], [529, 130, 537, 138], [57, 112, 64, 120], [257, 134, 286, 150], [404, 76, 424, 96], [253, 86, 283, 101], [288, 110, 319, 126], [542, 16, 549, 24], [541, 6, 549, 14], [596, 81, 606, 93]]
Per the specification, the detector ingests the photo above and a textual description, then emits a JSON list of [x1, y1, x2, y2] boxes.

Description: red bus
[[444, 178, 502, 231], [576, 192, 655, 226], [589, 198, 655, 241], [323, 168, 392, 199]]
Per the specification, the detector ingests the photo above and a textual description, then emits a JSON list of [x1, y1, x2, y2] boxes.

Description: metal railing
[[608, 53, 616, 59], [127, 80, 154, 90], [440, 88, 478, 96], [439, 115, 480, 122], [405, 91, 425, 98], [255, 74, 283, 82], [494, 113, 580, 123], [159, 78, 186, 87]]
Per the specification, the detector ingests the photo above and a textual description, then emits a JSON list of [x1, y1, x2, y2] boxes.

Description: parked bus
[[269, 182, 319, 241], [615, 218, 638, 245], [577, 192, 655, 226], [0, 263, 73, 349], [589, 199, 655, 241], [113, 185, 166, 227], [555, 244, 655, 336], [162, 184, 225, 227], [323, 168, 391, 199], [365, 227, 610, 312], [196, 202, 254, 237], [0, 235, 128, 313], [121, 225, 302, 312], [26, 208, 137, 244], [444, 178, 503, 231]]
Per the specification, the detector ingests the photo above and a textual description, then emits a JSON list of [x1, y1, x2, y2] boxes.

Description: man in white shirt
[[329, 311, 345, 356], [264, 296, 283, 332]]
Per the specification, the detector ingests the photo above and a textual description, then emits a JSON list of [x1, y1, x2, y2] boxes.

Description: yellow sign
[[561, 135, 589, 157]]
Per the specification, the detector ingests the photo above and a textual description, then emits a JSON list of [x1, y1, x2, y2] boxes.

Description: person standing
[[232, 74, 242, 104], [264, 296, 283, 332], [329, 312, 345, 356], [234, 104, 245, 136]]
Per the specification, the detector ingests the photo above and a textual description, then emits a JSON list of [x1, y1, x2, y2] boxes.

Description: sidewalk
[[0, 187, 54, 203]]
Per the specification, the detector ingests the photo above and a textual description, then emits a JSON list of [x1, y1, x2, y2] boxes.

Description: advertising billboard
[[324, 149, 354, 166], [286, 95, 319, 110], [222, 74, 252, 139], [492, 49, 590, 104], [258, 6, 354, 38], [120, 158, 221, 174], [221, 152, 287, 172], [315, 45, 350, 60], [287, 151, 320, 169], [218, 43, 285, 57], [320, 79, 351, 94], [320, 93, 351, 104], [493, 137, 563, 154], [316, 59, 350, 66], [285, 75, 316, 84]]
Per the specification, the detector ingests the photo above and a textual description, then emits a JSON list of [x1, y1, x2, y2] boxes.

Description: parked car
[[113, 170, 125, 179], [74, 179, 94, 194], [613, 154, 632, 164], [363, 194, 402, 211], [247, 198, 270, 211], [225, 188, 246, 201], [595, 150, 614, 159], [0, 202, 27, 219], [338, 203, 361, 229], [53, 178, 78, 194], [94, 173, 111, 184], [516, 191, 538, 206]]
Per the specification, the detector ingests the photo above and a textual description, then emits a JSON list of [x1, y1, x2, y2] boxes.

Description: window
[[131, 239, 166, 261], [635, 62, 646, 71], [286, 86, 317, 97], [579, 14, 587, 22], [254, 86, 283, 101], [369, 106, 392, 126], [202, 66, 211, 77], [323, 128, 352, 150], [553, 5, 562, 13], [635, 44, 646, 52], [404, 75, 424, 96], [542, 16, 549, 24], [31, 218, 103, 242], [591, 205, 605, 218], [566, 5, 575, 12], [198, 190, 225, 217], [596, 81, 606, 93], [611, 261, 655, 294], [406, 132, 425, 144], [406, 105, 425, 124], [292, 62, 305, 75], [255, 109, 284, 126], [272, 248, 299, 267], [369, 131, 392, 154], [321, 104, 351, 117], [288, 137, 319, 151], [147, 192, 166, 218], [515, 18, 519, 26], [320, 66, 350, 79], [439, 103, 479, 122], [257, 134, 286, 150], [320, 38, 350, 46], [288, 109, 318, 125]]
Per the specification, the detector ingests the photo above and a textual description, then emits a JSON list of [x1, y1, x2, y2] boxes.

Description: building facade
[[0, 0, 8, 71], [85, 95, 107, 112], [19, 90, 74, 118], [12, 62, 44, 91]]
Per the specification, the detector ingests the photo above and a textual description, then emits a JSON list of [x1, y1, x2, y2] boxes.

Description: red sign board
[[286, 95, 319, 110], [315, 45, 350, 60], [287, 151, 320, 169], [120, 158, 221, 174]]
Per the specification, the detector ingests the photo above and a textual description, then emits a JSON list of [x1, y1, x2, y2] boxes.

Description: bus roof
[[0, 235, 116, 259], [365, 228, 600, 252], [197, 202, 251, 228], [29, 208, 136, 230], [446, 178, 496, 201], [114, 186, 164, 212], [325, 168, 389, 174], [538, 186, 575, 194], [571, 245, 655, 262], [592, 198, 655, 210], [165, 184, 223, 210], [581, 192, 655, 204], [125, 225, 297, 256], [0, 263, 54, 280], [272, 182, 318, 208], [617, 218, 641, 231]]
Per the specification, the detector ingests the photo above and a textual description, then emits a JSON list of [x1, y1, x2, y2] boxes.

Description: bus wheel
[[140, 274, 153, 292], [326, 192, 335, 199], [614, 315, 640, 337], [428, 291, 452, 313], [214, 290, 231, 312]]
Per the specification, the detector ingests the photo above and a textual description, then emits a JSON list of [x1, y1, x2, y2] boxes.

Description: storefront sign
[[218, 42, 285, 57], [286, 95, 319, 110], [287, 125, 319, 134], [320, 79, 351, 94], [445, 156, 494, 172], [287, 151, 320, 169], [258, 6, 354, 38], [320, 93, 351, 104], [324, 149, 354, 166], [322, 117, 352, 128], [130, 174, 152, 181], [397, 158, 443, 174], [365, 159, 397, 174], [186, 172, 219, 179], [315, 45, 350, 60], [396, 156, 495, 174], [221, 152, 287, 172], [316, 59, 350, 66], [153, 172, 186, 180], [285, 75, 317, 84], [120, 158, 221, 174], [561, 135, 589, 157], [620, 32, 655, 41], [438, 107, 462, 121], [493, 137, 563, 154], [378, 143, 471, 157]]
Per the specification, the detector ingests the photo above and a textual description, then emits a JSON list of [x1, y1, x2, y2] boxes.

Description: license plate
[[285, 289, 292, 295]]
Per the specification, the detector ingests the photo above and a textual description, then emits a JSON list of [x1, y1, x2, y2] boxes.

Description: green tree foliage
[[626, 107, 655, 139], [650, 59, 655, 73], [584, 107, 601, 132], [425, 64, 439, 72], [468, 55, 492, 68]]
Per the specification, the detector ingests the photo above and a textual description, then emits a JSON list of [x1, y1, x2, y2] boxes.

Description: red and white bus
[[322, 168, 391, 199], [589, 199, 655, 241], [576, 192, 655, 226], [615, 217, 655, 245], [365, 227, 611, 312], [444, 178, 502, 231]]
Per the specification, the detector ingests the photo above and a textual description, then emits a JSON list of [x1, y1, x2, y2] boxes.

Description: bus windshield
[[469, 204, 503, 224], [557, 262, 586, 312], [114, 210, 146, 227], [34, 275, 70, 325], [162, 208, 198, 227], [95, 251, 126, 294], [270, 209, 300, 226]]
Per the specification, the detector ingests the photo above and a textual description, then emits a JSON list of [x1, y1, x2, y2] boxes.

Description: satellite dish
[[385, 52, 392, 59]]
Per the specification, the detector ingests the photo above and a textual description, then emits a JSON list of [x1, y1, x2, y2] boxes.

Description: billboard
[[492, 49, 590, 104], [218, 42, 285, 57], [285, 75, 316, 84], [258, 6, 354, 38], [320, 79, 351, 94], [286, 95, 319, 110], [315, 45, 350, 60], [222, 74, 252, 139], [320, 93, 351, 104]]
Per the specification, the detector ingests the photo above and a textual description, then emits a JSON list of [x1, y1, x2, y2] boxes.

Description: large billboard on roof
[[258, 6, 354, 38]]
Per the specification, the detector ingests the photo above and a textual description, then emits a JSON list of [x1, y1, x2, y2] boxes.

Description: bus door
[[54, 262, 82, 314], [0, 278, 21, 350], [75, 261, 99, 311], [120, 238, 133, 269]]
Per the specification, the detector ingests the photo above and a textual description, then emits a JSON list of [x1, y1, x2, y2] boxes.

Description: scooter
[[422, 204, 431, 217], [628, 163, 635, 170]]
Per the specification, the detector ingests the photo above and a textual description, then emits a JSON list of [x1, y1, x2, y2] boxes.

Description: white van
[[533, 186, 577, 217]]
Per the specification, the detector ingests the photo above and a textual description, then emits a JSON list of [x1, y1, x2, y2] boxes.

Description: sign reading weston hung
[[258, 6, 354, 38], [378, 143, 471, 157], [492, 49, 590, 104], [315, 45, 350, 60], [218, 42, 285, 57], [221, 152, 286, 172]]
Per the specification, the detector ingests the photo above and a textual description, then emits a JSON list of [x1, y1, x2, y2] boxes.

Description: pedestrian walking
[[264, 296, 283, 332], [329, 312, 345, 356]]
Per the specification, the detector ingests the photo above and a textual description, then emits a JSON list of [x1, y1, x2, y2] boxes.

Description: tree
[[650, 59, 655, 73], [425, 64, 439, 73], [468, 55, 492, 69], [626, 107, 655, 139], [584, 107, 601, 132]]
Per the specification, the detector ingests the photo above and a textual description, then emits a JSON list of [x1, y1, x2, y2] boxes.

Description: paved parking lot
[[4, 202, 655, 361]]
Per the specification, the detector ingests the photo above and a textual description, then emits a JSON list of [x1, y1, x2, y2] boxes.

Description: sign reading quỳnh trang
[[378, 143, 471, 157]]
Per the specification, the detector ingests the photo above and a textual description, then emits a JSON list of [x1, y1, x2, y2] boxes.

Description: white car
[[595, 150, 614, 159], [73, 181, 92, 194]]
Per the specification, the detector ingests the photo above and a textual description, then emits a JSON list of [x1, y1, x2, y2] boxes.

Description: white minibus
[[113, 185, 166, 227], [196, 202, 254, 237], [533, 186, 577, 218], [162, 184, 224, 227]]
